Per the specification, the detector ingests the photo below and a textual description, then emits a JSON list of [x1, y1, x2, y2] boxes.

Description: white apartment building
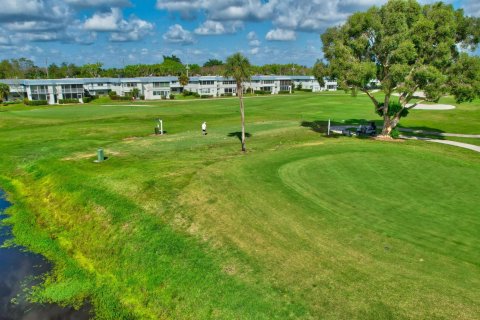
[[1, 75, 338, 104]]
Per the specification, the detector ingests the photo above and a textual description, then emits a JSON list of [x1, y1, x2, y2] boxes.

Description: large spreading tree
[[315, 0, 480, 137]]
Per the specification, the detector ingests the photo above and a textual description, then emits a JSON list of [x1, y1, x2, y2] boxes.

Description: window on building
[[262, 80, 274, 84], [200, 88, 211, 94], [224, 88, 236, 93], [153, 82, 170, 88], [223, 81, 236, 85], [200, 80, 214, 85]]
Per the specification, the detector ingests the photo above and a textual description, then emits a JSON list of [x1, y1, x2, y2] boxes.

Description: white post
[[327, 119, 331, 136], [160, 119, 163, 135]]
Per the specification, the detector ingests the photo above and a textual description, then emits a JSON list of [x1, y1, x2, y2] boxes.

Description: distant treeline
[[0, 56, 312, 79]]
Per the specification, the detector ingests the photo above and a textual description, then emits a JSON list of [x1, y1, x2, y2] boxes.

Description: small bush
[[83, 96, 98, 103], [278, 90, 291, 94], [140, 95, 145, 100], [110, 95, 132, 101], [25, 99, 48, 106], [200, 95, 214, 99], [108, 91, 117, 97], [301, 89, 313, 92], [59, 99, 80, 104], [254, 90, 270, 95], [390, 128, 400, 139], [169, 94, 175, 100]]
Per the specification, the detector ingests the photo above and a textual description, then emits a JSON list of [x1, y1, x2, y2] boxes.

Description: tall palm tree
[[224, 53, 251, 152], [0, 83, 10, 102]]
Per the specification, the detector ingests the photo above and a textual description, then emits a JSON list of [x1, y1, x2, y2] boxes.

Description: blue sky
[[0, 0, 477, 67]]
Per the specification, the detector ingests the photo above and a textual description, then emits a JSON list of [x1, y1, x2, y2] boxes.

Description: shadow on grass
[[228, 132, 252, 141], [302, 120, 448, 140]]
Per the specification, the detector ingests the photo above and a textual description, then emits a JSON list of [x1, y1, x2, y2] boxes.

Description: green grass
[[0, 93, 479, 319]]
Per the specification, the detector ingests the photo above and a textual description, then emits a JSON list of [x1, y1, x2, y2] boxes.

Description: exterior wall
[[0, 76, 338, 104]]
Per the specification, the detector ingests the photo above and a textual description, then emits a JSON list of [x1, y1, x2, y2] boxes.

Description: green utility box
[[97, 148, 105, 162]]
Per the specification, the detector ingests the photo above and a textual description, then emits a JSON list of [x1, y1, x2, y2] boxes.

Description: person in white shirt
[[202, 122, 207, 135]]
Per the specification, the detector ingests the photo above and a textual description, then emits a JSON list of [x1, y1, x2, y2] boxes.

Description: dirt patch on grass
[[372, 136, 405, 142]]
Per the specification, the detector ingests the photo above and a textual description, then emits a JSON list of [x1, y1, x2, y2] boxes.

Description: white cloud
[[156, 0, 274, 21], [463, 0, 480, 17], [84, 8, 123, 31], [247, 31, 257, 41], [163, 24, 195, 45], [155, 0, 394, 33], [65, 0, 132, 8], [0, 0, 69, 22], [194, 20, 226, 35], [249, 39, 261, 47], [266, 29, 296, 41], [110, 17, 154, 42], [84, 8, 153, 42], [194, 20, 242, 35], [249, 47, 260, 55]]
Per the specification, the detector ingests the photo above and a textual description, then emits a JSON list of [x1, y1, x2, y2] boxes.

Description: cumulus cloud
[[249, 47, 260, 55], [463, 0, 480, 17], [156, 0, 392, 33], [194, 20, 243, 35], [194, 20, 226, 35], [0, 0, 70, 23], [65, 0, 132, 8], [156, 0, 274, 22], [266, 29, 296, 41], [84, 8, 122, 31], [163, 24, 195, 45], [84, 8, 153, 41]]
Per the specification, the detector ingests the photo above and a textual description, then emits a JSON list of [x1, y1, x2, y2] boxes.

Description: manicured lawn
[[0, 93, 479, 319]]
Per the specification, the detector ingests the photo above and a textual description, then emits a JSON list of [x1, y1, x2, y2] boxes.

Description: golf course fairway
[[0, 93, 479, 319]]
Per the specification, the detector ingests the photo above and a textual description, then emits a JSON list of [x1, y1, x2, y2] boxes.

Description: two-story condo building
[[1, 75, 338, 104]]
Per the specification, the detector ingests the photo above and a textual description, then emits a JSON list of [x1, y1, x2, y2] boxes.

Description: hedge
[[59, 99, 80, 104], [24, 100, 48, 106], [278, 91, 291, 94], [254, 90, 270, 95], [110, 95, 133, 101]]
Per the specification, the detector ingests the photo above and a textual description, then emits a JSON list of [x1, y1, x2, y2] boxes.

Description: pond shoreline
[[0, 190, 91, 320]]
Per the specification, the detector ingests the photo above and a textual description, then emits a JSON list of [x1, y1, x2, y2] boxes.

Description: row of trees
[[0, 56, 311, 80]]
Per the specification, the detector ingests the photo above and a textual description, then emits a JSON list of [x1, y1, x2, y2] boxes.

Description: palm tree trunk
[[239, 84, 246, 152]]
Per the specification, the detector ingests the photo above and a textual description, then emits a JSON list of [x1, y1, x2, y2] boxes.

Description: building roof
[[0, 75, 321, 86]]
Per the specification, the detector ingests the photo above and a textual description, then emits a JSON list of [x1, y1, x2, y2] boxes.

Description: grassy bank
[[0, 93, 479, 319]]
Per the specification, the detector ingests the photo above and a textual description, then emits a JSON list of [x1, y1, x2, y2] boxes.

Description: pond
[[0, 191, 91, 320]]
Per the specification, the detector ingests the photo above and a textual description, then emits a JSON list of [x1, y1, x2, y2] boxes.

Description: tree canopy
[[316, 0, 480, 136], [203, 59, 224, 67], [0, 83, 10, 101]]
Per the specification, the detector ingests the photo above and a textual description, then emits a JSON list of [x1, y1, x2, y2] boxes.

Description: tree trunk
[[239, 84, 246, 152], [380, 114, 393, 136], [380, 115, 401, 137]]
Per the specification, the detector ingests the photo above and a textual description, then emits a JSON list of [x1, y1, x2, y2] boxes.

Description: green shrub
[[390, 128, 400, 139], [140, 95, 145, 100], [25, 100, 49, 106], [200, 95, 214, 99], [83, 96, 98, 103], [59, 99, 80, 104], [110, 95, 132, 101], [278, 90, 291, 94], [108, 91, 117, 97], [169, 94, 175, 100], [254, 90, 270, 95], [301, 89, 313, 92]]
